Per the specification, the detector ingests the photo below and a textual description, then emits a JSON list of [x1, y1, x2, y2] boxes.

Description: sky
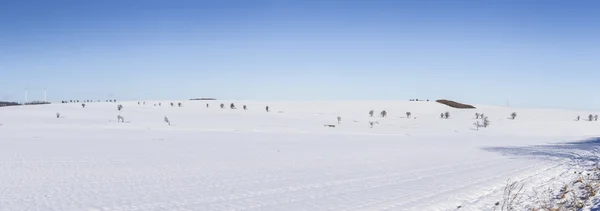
[[1, 0, 599, 110]]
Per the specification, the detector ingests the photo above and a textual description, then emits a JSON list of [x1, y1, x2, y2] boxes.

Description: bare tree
[[369, 110, 374, 117], [81, 103, 86, 108], [595, 115, 599, 121], [220, 103, 225, 109], [230, 103, 236, 109], [475, 113, 480, 119], [206, 103, 209, 108], [243, 105, 247, 110], [337, 116, 342, 124], [266, 106, 269, 112], [406, 112, 411, 118], [440, 113, 444, 119], [511, 112, 517, 120], [178, 102, 182, 107], [483, 117, 490, 128], [380, 110, 387, 118], [170, 102, 174, 107], [117, 104, 123, 111], [577, 116, 581, 121], [164, 116, 170, 125], [56, 112, 60, 118], [589, 114, 594, 122], [117, 115, 124, 123], [444, 112, 450, 119]]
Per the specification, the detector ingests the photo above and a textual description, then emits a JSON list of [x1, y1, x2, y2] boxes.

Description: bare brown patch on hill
[[436, 99, 476, 109]]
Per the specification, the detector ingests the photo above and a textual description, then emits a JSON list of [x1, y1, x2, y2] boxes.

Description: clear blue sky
[[1, 0, 599, 109]]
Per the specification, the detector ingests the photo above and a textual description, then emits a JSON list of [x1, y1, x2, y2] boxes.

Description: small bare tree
[[164, 116, 170, 125], [444, 112, 450, 119], [589, 114, 594, 122], [220, 103, 225, 109], [380, 110, 387, 118], [117, 104, 123, 111], [406, 112, 411, 118], [577, 116, 581, 121], [170, 102, 174, 107], [483, 117, 490, 128], [595, 115, 599, 121], [440, 113, 444, 119], [475, 113, 480, 119], [117, 115, 124, 122], [511, 112, 517, 120], [81, 103, 86, 108], [369, 110, 374, 117], [337, 116, 342, 124], [243, 105, 247, 110], [56, 112, 60, 118]]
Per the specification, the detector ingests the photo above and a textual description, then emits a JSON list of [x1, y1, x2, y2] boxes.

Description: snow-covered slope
[[1, 101, 599, 210]]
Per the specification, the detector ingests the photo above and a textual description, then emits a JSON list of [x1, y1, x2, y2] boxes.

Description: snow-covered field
[[1, 101, 599, 211]]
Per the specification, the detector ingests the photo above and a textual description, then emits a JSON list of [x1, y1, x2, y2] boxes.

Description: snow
[[1, 101, 599, 211]]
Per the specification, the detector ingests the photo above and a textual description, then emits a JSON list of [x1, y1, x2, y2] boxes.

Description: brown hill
[[436, 99, 476, 109]]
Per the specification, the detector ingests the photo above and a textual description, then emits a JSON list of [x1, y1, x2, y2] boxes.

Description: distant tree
[[589, 114, 594, 121], [143, 102, 146, 105], [266, 106, 270, 112], [444, 112, 450, 119], [483, 117, 490, 127], [138, 102, 140, 105], [511, 112, 517, 120], [178, 102, 182, 107], [113, 99, 116, 102], [154, 104, 156, 106], [170, 102, 174, 107], [475, 113, 480, 119], [206, 103, 209, 108], [595, 115, 599, 121], [230, 103, 236, 109], [77, 100, 80, 103], [117, 104, 123, 111], [337, 116, 342, 124], [159, 103, 161, 106], [81, 103, 86, 108], [380, 110, 387, 118], [416, 99, 419, 101], [117, 115, 124, 123], [56, 112, 60, 118], [243, 105, 247, 110], [369, 110, 374, 117], [70, 100, 73, 103], [440, 113, 444, 119], [406, 112, 411, 118], [220, 103, 225, 109], [427, 99, 429, 101], [164, 116, 170, 125], [577, 116, 581, 121], [480, 113, 485, 119]]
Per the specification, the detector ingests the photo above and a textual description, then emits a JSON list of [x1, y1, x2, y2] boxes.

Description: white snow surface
[[1, 101, 599, 211]]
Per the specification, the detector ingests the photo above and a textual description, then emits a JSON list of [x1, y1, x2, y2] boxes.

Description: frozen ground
[[1, 101, 600, 211]]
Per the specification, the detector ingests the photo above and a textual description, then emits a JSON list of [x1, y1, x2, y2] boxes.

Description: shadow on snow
[[482, 137, 600, 164]]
